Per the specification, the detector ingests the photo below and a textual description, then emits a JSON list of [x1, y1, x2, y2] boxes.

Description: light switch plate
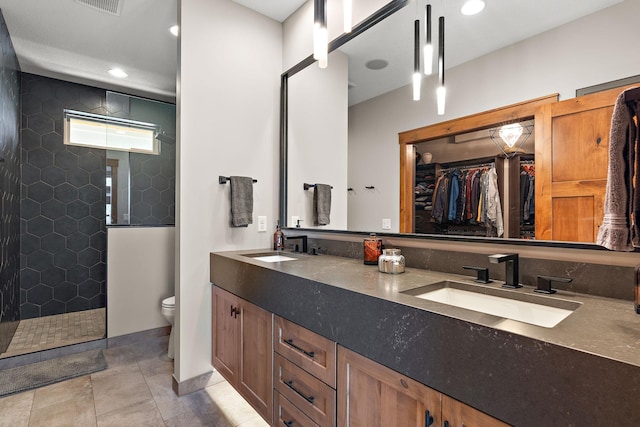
[[258, 216, 267, 232], [382, 218, 391, 229]]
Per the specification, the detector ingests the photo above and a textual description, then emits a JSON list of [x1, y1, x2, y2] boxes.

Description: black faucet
[[285, 235, 307, 253], [488, 253, 521, 288]]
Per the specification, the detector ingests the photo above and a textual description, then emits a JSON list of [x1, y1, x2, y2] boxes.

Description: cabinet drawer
[[274, 353, 336, 427], [275, 391, 320, 427], [275, 316, 336, 388]]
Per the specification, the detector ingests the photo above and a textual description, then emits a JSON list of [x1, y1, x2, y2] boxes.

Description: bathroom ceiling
[[232, 0, 306, 22], [0, 0, 623, 104], [0, 0, 178, 102]]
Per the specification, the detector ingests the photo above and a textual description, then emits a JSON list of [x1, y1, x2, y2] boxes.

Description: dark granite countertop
[[210, 249, 640, 426]]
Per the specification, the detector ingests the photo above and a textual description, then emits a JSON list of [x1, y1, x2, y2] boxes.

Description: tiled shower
[[19, 74, 109, 319], [0, 8, 176, 354]]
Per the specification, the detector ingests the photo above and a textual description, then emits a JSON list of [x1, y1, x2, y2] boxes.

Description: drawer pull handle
[[283, 421, 294, 427], [285, 380, 315, 404], [425, 410, 434, 426], [284, 339, 315, 358]]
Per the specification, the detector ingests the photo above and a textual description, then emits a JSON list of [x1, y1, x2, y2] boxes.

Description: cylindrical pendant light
[[344, 0, 352, 33], [436, 16, 446, 115], [314, 0, 328, 68], [423, 4, 433, 75], [413, 19, 421, 101]]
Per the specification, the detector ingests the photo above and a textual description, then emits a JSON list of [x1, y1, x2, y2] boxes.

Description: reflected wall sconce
[[314, 0, 328, 68], [413, 19, 421, 101], [489, 121, 534, 158], [423, 4, 433, 75], [436, 16, 446, 115]]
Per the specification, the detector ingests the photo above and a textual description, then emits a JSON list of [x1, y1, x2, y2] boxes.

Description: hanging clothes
[[520, 164, 535, 225], [430, 163, 504, 237], [485, 166, 504, 237]]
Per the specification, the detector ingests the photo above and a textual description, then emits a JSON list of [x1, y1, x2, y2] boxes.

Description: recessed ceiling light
[[169, 25, 179, 37], [365, 59, 389, 70], [108, 68, 128, 78], [461, 0, 485, 16]]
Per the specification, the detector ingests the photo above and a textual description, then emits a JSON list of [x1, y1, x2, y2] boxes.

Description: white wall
[[107, 227, 174, 337], [283, 0, 390, 71], [177, 0, 282, 383], [347, 0, 640, 232], [287, 50, 348, 229]]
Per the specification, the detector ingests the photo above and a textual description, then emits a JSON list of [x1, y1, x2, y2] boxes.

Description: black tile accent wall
[[0, 11, 21, 353], [20, 74, 107, 319]]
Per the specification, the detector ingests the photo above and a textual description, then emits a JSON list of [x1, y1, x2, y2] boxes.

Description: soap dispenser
[[273, 221, 284, 251]]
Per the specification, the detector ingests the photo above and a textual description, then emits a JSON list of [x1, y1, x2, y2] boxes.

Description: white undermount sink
[[403, 281, 580, 328], [244, 253, 298, 263]]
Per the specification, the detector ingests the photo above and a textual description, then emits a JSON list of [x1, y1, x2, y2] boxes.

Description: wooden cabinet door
[[211, 286, 273, 424], [536, 85, 637, 242], [239, 297, 273, 424], [442, 395, 510, 427], [212, 286, 239, 383], [337, 346, 441, 427]]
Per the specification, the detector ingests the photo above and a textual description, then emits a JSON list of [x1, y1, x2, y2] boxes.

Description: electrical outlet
[[291, 216, 299, 227], [382, 218, 391, 229], [258, 216, 267, 232]]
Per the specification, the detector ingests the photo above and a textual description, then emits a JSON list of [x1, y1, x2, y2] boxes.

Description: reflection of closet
[[414, 163, 440, 233], [399, 94, 558, 235], [414, 154, 538, 238], [415, 157, 506, 237]]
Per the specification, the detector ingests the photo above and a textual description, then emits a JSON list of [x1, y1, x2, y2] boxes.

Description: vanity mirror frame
[[279, 0, 619, 251]]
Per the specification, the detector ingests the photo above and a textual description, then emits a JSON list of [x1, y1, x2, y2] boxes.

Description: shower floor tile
[[0, 308, 106, 359]]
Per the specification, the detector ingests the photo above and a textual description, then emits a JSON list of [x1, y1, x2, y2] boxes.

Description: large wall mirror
[[281, 0, 636, 247]]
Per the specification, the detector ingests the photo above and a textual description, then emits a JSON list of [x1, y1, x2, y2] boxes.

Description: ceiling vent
[[75, 0, 123, 16]]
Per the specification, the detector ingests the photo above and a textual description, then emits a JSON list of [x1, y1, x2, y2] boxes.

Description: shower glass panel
[[105, 92, 176, 225]]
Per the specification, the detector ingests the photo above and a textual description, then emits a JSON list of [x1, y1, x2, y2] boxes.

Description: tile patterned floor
[[0, 335, 268, 426], [1, 309, 106, 359]]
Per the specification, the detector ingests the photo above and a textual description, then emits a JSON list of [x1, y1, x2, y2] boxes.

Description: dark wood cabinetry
[[274, 316, 337, 427], [212, 285, 511, 427], [211, 286, 273, 424], [337, 346, 509, 427]]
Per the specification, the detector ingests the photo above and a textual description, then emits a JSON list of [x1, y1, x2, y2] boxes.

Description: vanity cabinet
[[211, 286, 273, 424], [337, 346, 509, 427], [274, 315, 337, 427]]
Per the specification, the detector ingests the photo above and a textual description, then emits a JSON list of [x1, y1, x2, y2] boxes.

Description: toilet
[[161, 296, 175, 359]]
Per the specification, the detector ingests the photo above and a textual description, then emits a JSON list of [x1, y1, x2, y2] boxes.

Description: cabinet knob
[[283, 421, 293, 427]]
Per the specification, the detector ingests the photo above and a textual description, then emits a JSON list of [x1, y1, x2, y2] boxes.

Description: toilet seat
[[162, 296, 175, 308]]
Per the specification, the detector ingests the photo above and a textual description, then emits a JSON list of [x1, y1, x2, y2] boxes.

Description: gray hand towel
[[313, 184, 332, 226], [230, 176, 253, 227]]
